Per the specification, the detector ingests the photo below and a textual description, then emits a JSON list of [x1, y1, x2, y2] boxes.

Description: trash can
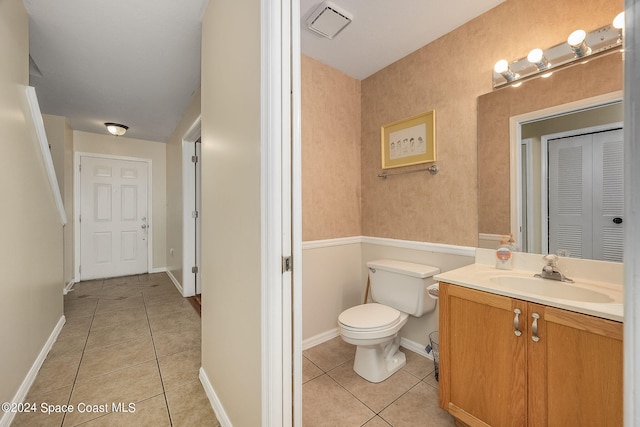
[[425, 331, 439, 381]]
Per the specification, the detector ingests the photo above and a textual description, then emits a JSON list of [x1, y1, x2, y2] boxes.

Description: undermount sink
[[489, 276, 614, 303]]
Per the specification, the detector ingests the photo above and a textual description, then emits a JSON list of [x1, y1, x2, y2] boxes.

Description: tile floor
[[12, 273, 220, 427], [302, 337, 455, 426]]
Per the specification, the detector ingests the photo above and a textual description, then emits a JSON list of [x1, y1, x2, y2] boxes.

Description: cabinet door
[[528, 304, 623, 427], [440, 283, 527, 427]]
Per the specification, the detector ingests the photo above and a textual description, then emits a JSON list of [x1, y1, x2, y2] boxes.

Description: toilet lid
[[338, 303, 402, 330]]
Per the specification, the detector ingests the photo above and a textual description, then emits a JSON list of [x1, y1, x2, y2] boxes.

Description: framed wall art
[[381, 110, 436, 169]]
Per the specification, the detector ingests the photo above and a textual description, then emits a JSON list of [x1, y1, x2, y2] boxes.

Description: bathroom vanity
[[434, 254, 623, 427]]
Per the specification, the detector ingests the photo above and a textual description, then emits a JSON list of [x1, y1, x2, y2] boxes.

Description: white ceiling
[[26, 0, 208, 142], [301, 0, 504, 80], [25, 0, 504, 143]]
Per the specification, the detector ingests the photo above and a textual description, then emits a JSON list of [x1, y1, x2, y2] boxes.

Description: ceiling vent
[[306, 1, 353, 40]]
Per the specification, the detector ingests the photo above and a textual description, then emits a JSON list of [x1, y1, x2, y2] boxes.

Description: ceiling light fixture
[[104, 122, 128, 136], [567, 29, 592, 58], [613, 12, 625, 30]]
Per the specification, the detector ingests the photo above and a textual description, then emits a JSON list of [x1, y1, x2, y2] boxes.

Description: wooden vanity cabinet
[[439, 282, 623, 427]]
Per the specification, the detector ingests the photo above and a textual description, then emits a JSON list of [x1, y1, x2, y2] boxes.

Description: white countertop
[[434, 263, 623, 322]]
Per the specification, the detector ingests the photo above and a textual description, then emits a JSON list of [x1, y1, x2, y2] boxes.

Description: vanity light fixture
[[567, 30, 592, 58], [493, 59, 519, 83], [104, 122, 128, 136], [613, 12, 625, 30], [527, 48, 550, 70], [493, 12, 624, 89]]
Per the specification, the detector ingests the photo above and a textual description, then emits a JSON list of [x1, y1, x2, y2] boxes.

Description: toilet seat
[[338, 303, 402, 331]]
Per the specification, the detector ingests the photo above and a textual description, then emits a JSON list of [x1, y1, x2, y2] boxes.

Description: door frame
[[74, 152, 153, 282], [182, 117, 201, 297], [509, 91, 623, 248]]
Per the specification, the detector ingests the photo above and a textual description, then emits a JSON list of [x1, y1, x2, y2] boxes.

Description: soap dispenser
[[507, 233, 520, 252], [496, 238, 513, 270]]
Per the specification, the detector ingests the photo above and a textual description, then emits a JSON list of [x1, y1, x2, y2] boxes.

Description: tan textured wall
[[302, 55, 362, 241], [478, 53, 623, 236], [0, 0, 64, 408], [166, 89, 201, 288], [360, 0, 622, 246]]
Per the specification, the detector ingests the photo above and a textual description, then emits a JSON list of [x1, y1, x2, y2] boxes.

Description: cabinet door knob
[[513, 308, 522, 337], [532, 313, 541, 342]]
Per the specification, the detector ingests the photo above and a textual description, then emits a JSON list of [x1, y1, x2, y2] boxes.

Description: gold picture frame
[[381, 110, 436, 169]]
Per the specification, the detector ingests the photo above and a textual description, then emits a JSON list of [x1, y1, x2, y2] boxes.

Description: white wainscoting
[[302, 236, 476, 347]]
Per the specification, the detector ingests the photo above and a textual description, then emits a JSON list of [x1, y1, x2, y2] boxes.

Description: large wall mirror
[[477, 52, 623, 262]]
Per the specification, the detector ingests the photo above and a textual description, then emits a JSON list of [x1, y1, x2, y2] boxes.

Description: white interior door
[[548, 134, 593, 258], [547, 128, 623, 261], [80, 155, 149, 280], [194, 139, 202, 294], [592, 129, 624, 261]]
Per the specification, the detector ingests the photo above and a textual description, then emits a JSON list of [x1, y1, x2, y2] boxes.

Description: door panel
[[80, 156, 149, 280]]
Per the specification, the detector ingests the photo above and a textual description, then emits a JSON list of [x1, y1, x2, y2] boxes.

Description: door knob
[[613, 217, 623, 224], [141, 224, 147, 229]]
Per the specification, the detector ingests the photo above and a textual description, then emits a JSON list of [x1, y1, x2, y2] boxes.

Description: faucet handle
[[542, 254, 558, 266]]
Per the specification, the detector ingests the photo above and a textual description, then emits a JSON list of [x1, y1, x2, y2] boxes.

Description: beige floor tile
[[142, 288, 182, 305], [94, 295, 145, 315], [64, 360, 163, 426], [148, 308, 200, 334], [85, 319, 151, 351], [401, 347, 436, 380], [29, 351, 82, 396], [165, 380, 220, 427], [302, 337, 355, 372], [102, 275, 140, 287], [95, 286, 143, 300], [67, 281, 103, 298], [363, 416, 392, 426], [138, 273, 173, 283], [77, 394, 170, 427], [76, 337, 156, 381], [12, 385, 72, 427], [64, 299, 99, 319], [328, 362, 420, 413], [303, 375, 375, 427], [48, 331, 88, 359], [90, 306, 148, 330], [152, 324, 201, 357], [379, 381, 455, 427], [302, 357, 324, 383], [158, 347, 201, 392], [62, 315, 94, 337], [145, 297, 194, 317], [423, 371, 439, 389]]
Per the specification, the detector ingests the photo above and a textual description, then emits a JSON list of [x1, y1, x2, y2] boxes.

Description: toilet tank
[[367, 259, 440, 317]]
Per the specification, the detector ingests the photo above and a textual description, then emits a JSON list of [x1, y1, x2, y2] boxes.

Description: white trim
[[74, 152, 153, 281], [199, 367, 232, 427], [400, 337, 434, 360], [624, 2, 640, 424], [182, 117, 202, 298], [361, 236, 476, 257], [302, 236, 362, 249], [63, 280, 75, 296], [25, 87, 67, 226], [165, 269, 184, 295], [478, 233, 503, 242], [520, 138, 534, 252], [302, 328, 339, 350], [509, 92, 623, 246], [0, 315, 65, 427]]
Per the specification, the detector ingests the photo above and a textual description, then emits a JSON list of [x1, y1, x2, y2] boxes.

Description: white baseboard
[[63, 280, 75, 296], [165, 270, 184, 296], [149, 266, 168, 274], [400, 336, 433, 360], [0, 315, 66, 427], [302, 328, 339, 350], [199, 367, 232, 427]]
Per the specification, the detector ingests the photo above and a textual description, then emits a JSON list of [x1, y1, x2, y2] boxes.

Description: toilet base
[[352, 335, 406, 383]]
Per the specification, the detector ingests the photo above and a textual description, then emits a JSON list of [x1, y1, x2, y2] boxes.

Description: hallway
[[12, 273, 219, 426]]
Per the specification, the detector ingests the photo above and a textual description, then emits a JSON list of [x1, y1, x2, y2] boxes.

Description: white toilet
[[338, 259, 440, 383]]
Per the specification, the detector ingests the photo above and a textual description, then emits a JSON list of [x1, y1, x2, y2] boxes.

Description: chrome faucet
[[534, 254, 574, 283]]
